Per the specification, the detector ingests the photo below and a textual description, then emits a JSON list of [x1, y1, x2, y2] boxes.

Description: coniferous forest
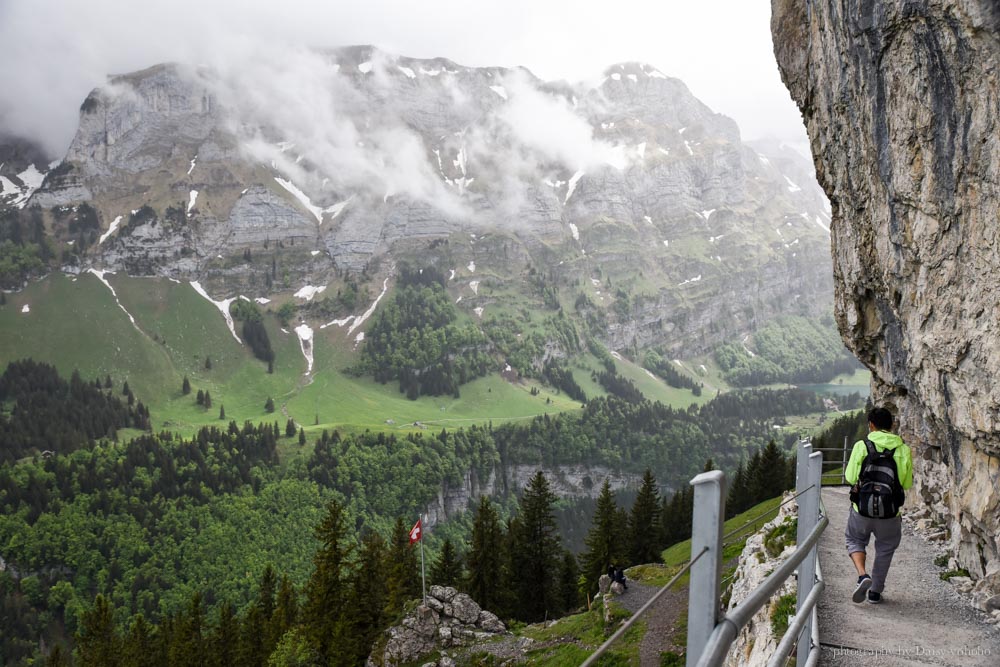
[[0, 360, 839, 665]]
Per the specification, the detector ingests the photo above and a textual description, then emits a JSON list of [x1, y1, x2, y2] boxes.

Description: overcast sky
[[0, 0, 810, 159]]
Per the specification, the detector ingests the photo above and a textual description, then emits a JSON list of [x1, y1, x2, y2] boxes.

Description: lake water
[[798, 382, 870, 397]]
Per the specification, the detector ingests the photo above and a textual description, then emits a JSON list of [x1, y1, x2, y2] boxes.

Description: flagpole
[[419, 515, 427, 603]]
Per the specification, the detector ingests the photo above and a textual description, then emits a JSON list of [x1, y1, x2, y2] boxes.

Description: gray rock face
[[368, 586, 505, 667], [772, 0, 1000, 590]]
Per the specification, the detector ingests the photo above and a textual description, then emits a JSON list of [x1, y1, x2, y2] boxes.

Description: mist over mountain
[[2, 46, 832, 357]]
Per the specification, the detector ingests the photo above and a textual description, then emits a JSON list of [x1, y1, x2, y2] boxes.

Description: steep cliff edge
[[772, 0, 1000, 587]]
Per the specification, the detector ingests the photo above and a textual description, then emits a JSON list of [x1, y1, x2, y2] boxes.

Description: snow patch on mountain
[[99, 216, 123, 244], [191, 281, 241, 343], [294, 285, 326, 301], [187, 190, 198, 214], [565, 170, 584, 203], [90, 269, 141, 333], [348, 277, 389, 336], [294, 324, 314, 374], [275, 177, 324, 223]]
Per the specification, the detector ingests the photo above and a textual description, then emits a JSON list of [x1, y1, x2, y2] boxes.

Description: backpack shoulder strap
[[863, 437, 877, 457]]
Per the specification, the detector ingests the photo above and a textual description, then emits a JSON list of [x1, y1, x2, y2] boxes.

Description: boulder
[[450, 593, 482, 625], [476, 610, 506, 634], [429, 585, 458, 602], [598, 574, 612, 594]]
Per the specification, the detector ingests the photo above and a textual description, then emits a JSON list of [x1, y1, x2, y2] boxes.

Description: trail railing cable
[[578, 441, 826, 667]]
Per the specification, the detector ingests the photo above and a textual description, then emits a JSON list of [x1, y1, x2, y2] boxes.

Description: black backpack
[[851, 438, 905, 518]]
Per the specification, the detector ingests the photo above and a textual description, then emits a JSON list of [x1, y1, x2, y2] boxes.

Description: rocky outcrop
[[367, 586, 507, 667], [423, 465, 640, 529], [722, 494, 798, 667], [772, 0, 1000, 589]]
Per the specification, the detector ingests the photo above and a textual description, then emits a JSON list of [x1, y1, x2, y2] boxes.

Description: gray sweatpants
[[845, 508, 903, 593]]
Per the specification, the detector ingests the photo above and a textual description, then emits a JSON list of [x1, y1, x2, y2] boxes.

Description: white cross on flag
[[408, 518, 422, 544]]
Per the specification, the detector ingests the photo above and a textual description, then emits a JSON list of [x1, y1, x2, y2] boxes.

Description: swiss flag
[[408, 519, 422, 544]]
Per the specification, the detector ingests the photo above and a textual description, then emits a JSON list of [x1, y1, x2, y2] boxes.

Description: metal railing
[[688, 441, 826, 667], [577, 441, 827, 666], [815, 436, 852, 485]]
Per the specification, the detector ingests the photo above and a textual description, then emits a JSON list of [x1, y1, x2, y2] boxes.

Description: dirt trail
[[817, 487, 1000, 665], [615, 581, 686, 667]]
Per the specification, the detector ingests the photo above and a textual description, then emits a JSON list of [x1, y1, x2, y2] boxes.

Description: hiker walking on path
[[845, 407, 913, 604]]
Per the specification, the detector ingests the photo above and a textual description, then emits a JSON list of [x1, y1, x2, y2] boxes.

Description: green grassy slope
[[2, 273, 636, 439]]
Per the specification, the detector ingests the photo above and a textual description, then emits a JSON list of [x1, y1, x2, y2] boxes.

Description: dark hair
[[868, 407, 893, 431]]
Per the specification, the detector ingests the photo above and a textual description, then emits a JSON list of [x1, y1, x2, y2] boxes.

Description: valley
[[0, 45, 862, 667]]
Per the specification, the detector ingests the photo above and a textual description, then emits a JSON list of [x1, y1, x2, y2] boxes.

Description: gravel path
[[817, 487, 1000, 665], [615, 580, 687, 667]]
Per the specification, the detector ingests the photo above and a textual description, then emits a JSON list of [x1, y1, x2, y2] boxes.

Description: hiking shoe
[[852, 575, 872, 603], [867, 591, 882, 604]]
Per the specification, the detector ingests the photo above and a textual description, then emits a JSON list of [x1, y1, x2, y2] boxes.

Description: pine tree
[[508, 471, 561, 621], [219, 404, 226, 420], [168, 592, 205, 667], [205, 356, 212, 370], [204, 391, 212, 409], [285, 419, 297, 438], [208, 603, 238, 667], [122, 381, 130, 396], [628, 469, 661, 565], [182, 376, 191, 395], [104, 374, 112, 389], [558, 550, 581, 612], [45, 644, 71, 667], [429, 538, 463, 587], [298, 427, 306, 446], [265, 397, 275, 413], [384, 517, 421, 615], [257, 564, 278, 659], [745, 448, 764, 506], [758, 440, 788, 500], [120, 614, 156, 667], [258, 564, 277, 622], [268, 575, 299, 655], [726, 461, 750, 517], [196, 389, 205, 406], [466, 496, 503, 612], [302, 500, 353, 665], [582, 479, 626, 594], [76, 594, 121, 667], [345, 531, 389, 664], [238, 605, 266, 667]]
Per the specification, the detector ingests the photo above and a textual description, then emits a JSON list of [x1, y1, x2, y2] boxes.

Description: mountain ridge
[[3, 46, 833, 358]]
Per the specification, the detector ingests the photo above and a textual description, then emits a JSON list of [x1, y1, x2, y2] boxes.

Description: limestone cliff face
[[22, 47, 834, 357], [772, 0, 1000, 584]]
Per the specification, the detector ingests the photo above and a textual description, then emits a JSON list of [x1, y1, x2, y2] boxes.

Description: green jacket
[[845, 430, 913, 514]]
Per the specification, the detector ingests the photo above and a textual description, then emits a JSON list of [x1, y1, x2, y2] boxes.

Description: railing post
[[686, 470, 727, 667], [841, 435, 848, 485], [795, 442, 823, 666]]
